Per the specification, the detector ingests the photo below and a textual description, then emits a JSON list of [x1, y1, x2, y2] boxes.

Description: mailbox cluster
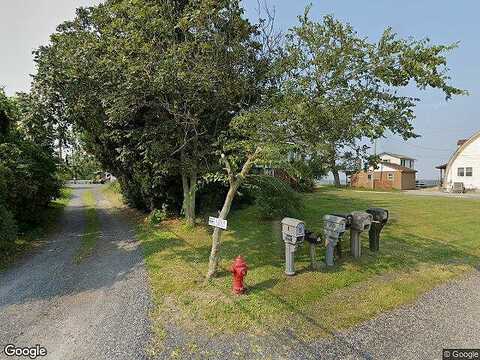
[[281, 207, 389, 275]]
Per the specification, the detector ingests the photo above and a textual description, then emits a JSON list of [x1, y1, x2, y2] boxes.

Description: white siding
[[379, 154, 401, 165], [372, 163, 398, 173], [379, 154, 415, 169], [446, 135, 480, 190]]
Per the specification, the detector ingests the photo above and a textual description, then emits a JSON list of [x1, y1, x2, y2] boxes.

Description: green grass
[[137, 187, 480, 347], [74, 190, 100, 263], [0, 187, 73, 271], [102, 181, 124, 208]]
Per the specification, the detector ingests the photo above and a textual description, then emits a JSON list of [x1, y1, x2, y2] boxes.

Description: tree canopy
[[282, 9, 466, 185], [0, 88, 60, 255], [33, 0, 268, 223]]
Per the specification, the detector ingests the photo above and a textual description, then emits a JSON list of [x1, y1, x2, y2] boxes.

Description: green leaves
[[32, 0, 267, 213], [0, 89, 60, 230], [281, 9, 466, 172]]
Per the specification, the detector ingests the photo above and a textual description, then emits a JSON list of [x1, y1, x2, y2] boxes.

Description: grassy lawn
[[74, 189, 100, 263], [0, 187, 73, 271], [132, 187, 480, 345]]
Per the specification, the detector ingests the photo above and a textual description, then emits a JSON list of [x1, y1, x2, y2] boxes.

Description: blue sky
[[1, 1, 478, 179]]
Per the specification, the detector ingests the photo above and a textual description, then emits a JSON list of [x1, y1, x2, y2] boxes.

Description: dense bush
[[0, 140, 60, 225], [247, 175, 303, 219], [116, 172, 183, 214], [0, 88, 60, 245]]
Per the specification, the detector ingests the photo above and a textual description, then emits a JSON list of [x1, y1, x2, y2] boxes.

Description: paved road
[[0, 184, 152, 360], [402, 189, 480, 199]]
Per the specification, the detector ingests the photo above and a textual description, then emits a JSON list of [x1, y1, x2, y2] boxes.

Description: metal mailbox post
[[305, 229, 322, 269], [330, 213, 353, 259], [349, 211, 373, 258], [366, 208, 389, 251], [323, 215, 348, 267], [281, 218, 305, 276]]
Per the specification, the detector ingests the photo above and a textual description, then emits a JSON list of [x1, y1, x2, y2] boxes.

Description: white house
[[438, 131, 480, 191], [378, 152, 416, 169]]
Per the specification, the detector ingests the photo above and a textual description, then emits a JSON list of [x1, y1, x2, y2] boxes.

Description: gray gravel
[[0, 184, 152, 360], [310, 270, 480, 359]]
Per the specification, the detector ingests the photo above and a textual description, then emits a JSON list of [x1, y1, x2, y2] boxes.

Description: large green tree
[[284, 10, 466, 186], [33, 0, 265, 224]]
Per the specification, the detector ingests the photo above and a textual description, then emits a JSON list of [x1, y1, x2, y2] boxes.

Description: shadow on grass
[[141, 228, 186, 256]]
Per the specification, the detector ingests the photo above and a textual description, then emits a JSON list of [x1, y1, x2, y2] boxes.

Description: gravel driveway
[[309, 270, 480, 360], [0, 184, 152, 360]]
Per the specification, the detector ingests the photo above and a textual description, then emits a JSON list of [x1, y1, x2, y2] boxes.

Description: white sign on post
[[208, 216, 228, 230]]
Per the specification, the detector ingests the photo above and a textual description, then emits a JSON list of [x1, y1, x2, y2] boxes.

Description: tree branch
[[221, 153, 235, 185]]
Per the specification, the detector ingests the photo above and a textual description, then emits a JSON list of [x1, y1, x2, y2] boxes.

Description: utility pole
[[372, 139, 377, 189]]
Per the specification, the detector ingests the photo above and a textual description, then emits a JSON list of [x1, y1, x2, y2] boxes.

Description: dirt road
[[0, 184, 152, 360]]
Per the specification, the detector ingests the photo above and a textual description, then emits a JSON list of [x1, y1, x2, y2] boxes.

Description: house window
[[387, 173, 394, 181], [457, 168, 465, 177], [367, 174, 372, 180], [466, 167, 473, 177]]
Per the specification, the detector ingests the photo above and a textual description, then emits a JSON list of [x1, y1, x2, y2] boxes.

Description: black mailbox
[[304, 229, 322, 269], [331, 213, 353, 259], [366, 208, 389, 252]]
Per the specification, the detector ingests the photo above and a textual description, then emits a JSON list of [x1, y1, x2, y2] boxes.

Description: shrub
[[147, 207, 168, 225], [0, 141, 60, 225], [0, 205, 17, 253], [247, 175, 303, 219], [0, 88, 61, 230]]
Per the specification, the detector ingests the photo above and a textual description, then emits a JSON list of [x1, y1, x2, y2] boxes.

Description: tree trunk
[[182, 171, 197, 227], [206, 183, 239, 280], [205, 150, 260, 281], [180, 147, 197, 227], [332, 168, 341, 188], [329, 143, 341, 187], [58, 138, 63, 161]]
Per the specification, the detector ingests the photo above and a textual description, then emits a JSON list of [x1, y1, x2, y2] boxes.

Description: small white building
[[438, 131, 480, 191]]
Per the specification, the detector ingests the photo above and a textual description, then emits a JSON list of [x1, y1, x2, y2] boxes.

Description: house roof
[[378, 161, 417, 173], [378, 152, 416, 161], [445, 130, 480, 178]]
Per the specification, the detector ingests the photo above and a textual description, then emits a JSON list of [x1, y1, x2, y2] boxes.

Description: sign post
[[208, 216, 228, 230]]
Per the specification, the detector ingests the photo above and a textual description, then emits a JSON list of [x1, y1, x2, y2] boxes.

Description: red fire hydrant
[[230, 256, 248, 295]]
